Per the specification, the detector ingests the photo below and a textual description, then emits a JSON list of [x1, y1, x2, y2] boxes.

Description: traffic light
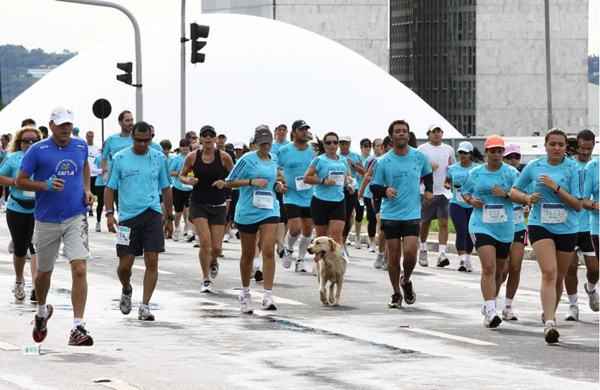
[[190, 23, 209, 64], [116, 62, 133, 85]]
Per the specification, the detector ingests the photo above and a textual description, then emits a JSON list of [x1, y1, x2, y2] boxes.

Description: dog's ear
[[329, 238, 336, 252]]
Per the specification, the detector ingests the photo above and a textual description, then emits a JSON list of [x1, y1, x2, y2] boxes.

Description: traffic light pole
[[56, 0, 143, 121], [180, 0, 187, 139]]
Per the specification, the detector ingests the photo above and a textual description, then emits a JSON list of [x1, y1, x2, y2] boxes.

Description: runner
[[303, 132, 351, 247], [461, 135, 519, 329], [85, 131, 101, 220], [225, 125, 284, 313], [277, 120, 314, 272], [179, 125, 234, 293], [353, 138, 373, 250], [356, 138, 377, 253], [93, 152, 105, 232], [17, 107, 94, 345], [417, 125, 455, 267], [169, 139, 193, 242], [512, 128, 582, 343], [370, 120, 433, 308], [271, 123, 290, 268], [0, 126, 41, 302], [101, 110, 134, 208], [564, 129, 599, 319], [446, 141, 476, 273], [583, 157, 599, 264], [339, 136, 366, 258], [104, 121, 174, 321]]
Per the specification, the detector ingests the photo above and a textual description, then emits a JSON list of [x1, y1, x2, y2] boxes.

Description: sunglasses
[[324, 140, 338, 145], [504, 154, 521, 160], [457, 151, 470, 155], [200, 133, 216, 138], [21, 138, 39, 144], [133, 137, 152, 144]]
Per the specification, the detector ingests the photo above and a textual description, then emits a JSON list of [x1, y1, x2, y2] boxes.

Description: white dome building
[[0, 12, 462, 145]]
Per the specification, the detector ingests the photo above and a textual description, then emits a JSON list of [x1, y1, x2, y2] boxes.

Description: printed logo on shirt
[[54, 159, 78, 177]]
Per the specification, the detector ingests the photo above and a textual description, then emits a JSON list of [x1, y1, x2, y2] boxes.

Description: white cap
[[340, 136, 352, 142], [50, 106, 74, 126], [233, 142, 244, 149], [457, 141, 474, 153]]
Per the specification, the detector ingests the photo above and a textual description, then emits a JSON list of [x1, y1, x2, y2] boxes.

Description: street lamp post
[[544, 0, 553, 129], [181, 0, 187, 139], [56, 0, 143, 121]]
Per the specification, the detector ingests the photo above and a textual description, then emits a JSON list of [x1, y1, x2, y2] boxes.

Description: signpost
[[92, 98, 112, 144]]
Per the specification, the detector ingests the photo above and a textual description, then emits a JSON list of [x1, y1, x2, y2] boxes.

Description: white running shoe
[[368, 246, 376, 253], [200, 280, 213, 293], [295, 259, 306, 273], [173, 227, 181, 242], [584, 282, 599, 312], [13, 282, 25, 301], [564, 304, 579, 321], [223, 233, 230, 243], [436, 253, 450, 267], [418, 250, 428, 267], [282, 249, 293, 269], [464, 258, 473, 273], [502, 306, 518, 321], [373, 253, 384, 269], [95, 222, 101, 233], [239, 291, 253, 314], [138, 305, 155, 321], [261, 294, 277, 311], [354, 240, 362, 250], [482, 306, 502, 328], [544, 321, 560, 344]]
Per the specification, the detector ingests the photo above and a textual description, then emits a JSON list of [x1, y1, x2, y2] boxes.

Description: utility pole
[[56, 0, 144, 121], [544, 0, 553, 129], [181, 0, 187, 139]]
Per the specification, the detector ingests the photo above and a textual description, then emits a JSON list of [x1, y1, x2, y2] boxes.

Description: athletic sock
[[420, 242, 427, 251], [242, 287, 250, 295], [484, 300, 496, 314], [568, 294, 578, 305], [465, 254, 471, 262], [73, 318, 83, 329], [505, 298, 513, 308], [264, 289, 272, 297], [37, 304, 48, 318], [439, 245, 447, 255], [286, 233, 300, 251], [298, 235, 311, 260]]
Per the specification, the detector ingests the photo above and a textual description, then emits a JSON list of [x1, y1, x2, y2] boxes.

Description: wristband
[[554, 185, 561, 194], [249, 179, 253, 186], [321, 178, 325, 185], [105, 210, 115, 216]]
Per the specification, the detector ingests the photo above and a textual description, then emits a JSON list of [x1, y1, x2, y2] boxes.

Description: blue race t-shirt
[[310, 154, 349, 202], [371, 147, 432, 221], [226, 151, 280, 225], [102, 133, 133, 162], [271, 140, 290, 160], [107, 147, 170, 222], [169, 153, 193, 192], [447, 162, 477, 209], [277, 143, 314, 208], [512, 169, 527, 233], [363, 156, 377, 199], [575, 159, 591, 233], [0, 151, 35, 214], [584, 158, 599, 235], [94, 155, 105, 186], [340, 151, 362, 189], [514, 157, 582, 235], [462, 163, 518, 243], [20, 137, 88, 223]]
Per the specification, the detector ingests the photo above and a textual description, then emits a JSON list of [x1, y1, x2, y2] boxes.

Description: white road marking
[[402, 327, 498, 346], [131, 265, 174, 275], [0, 341, 19, 351], [223, 289, 306, 306]]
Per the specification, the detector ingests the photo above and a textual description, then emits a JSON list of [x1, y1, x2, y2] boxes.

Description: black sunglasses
[[324, 140, 338, 145], [21, 138, 39, 144]]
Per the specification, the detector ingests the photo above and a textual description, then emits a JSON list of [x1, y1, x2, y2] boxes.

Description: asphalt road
[[0, 220, 598, 390]]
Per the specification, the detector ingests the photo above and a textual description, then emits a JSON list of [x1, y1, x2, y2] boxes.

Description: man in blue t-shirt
[[371, 120, 433, 309], [104, 121, 174, 322], [17, 106, 94, 346], [101, 110, 134, 183]]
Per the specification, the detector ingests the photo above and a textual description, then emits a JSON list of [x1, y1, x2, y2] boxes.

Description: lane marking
[[402, 327, 498, 346], [93, 378, 141, 390], [223, 289, 306, 306], [0, 341, 20, 351], [131, 265, 174, 275]]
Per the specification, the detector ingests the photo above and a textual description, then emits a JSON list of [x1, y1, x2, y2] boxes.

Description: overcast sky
[[0, 0, 598, 54]]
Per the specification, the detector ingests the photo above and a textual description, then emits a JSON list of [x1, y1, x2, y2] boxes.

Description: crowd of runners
[[0, 107, 598, 346]]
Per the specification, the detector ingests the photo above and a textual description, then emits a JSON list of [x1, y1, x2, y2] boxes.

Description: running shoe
[[239, 291, 253, 314], [418, 249, 428, 267], [119, 285, 132, 315], [458, 260, 466, 272], [373, 253, 384, 269], [173, 227, 181, 242], [210, 261, 219, 279], [354, 240, 362, 250], [282, 249, 293, 269], [223, 232, 231, 243], [464, 258, 473, 273], [69, 325, 94, 346], [138, 305, 155, 321], [13, 281, 25, 301], [368, 246, 376, 253], [388, 292, 403, 308], [95, 222, 101, 233], [502, 306, 518, 321], [483, 308, 502, 328], [200, 280, 213, 293], [584, 282, 599, 312], [564, 304, 579, 321], [436, 253, 450, 268], [186, 234, 195, 243], [254, 269, 264, 282], [32, 304, 53, 343], [295, 259, 306, 273], [544, 321, 560, 344], [400, 276, 416, 305], [261, 295, 277, 311]]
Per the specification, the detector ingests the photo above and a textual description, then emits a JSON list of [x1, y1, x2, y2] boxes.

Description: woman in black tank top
[[179, 126, 234, 292]]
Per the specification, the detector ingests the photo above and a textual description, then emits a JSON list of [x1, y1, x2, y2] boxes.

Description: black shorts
[[277, 192, 287, 224], [173, 188, 191, 213], [6, 209, 36, 257], [310, 197, 346, 226], [576, 231, 596, 255], [528, 225, 577, 252], [421, 194, 450, 222], [373, 196, 382, 214], [474, 233, 511, 259], [381, 219, 420, 239], [236, 216, 280, 234], [285, 204, 312, 219], [513, 229, 526, 245], [189, 203, 227, 226], [117, 209, 165, 257]]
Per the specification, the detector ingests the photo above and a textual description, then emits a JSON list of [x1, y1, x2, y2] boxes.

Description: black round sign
[[92, 99, 112, 119]]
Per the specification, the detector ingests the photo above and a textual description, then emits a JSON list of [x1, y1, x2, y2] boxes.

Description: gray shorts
[[34, 214, 90, 272], [421, 195, 450, 223]]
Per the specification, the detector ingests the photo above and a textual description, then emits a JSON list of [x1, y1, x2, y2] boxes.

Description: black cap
[[254, 125, 273, 145], [200, 125, 216, 137], [292, 120, 310, 131]]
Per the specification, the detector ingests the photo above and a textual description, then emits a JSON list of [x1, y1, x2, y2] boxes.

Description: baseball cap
[[233, 142, 245, 150], [254, 125, 273, 145], [484, 135, 505, 150], [340, 136, 352, 143], [50, 106, 74, 126], [292, 120, 310, 131], [427, 125, 443, 134], [199, 125, 216, 137], [503, 144, 521, 157], [457, 141, 474, 153]]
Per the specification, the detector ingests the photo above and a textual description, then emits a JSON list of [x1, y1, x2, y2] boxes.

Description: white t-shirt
[[87, 144, 102, 177], [417, 142, 456, 198]]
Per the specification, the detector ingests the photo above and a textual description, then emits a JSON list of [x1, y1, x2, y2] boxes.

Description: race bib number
[[513, 207, 524, 224], [22, 191, 35, 198], [295, 176, 312, 191], [253, 190, 274, 209], [116, 225, 131, 246], [329, 171, 345, 186], [482, 204, 508, 224], [541, 203, 567, 224]]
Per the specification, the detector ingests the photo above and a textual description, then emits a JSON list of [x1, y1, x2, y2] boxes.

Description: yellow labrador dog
[[307, 236, 347, 306]]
